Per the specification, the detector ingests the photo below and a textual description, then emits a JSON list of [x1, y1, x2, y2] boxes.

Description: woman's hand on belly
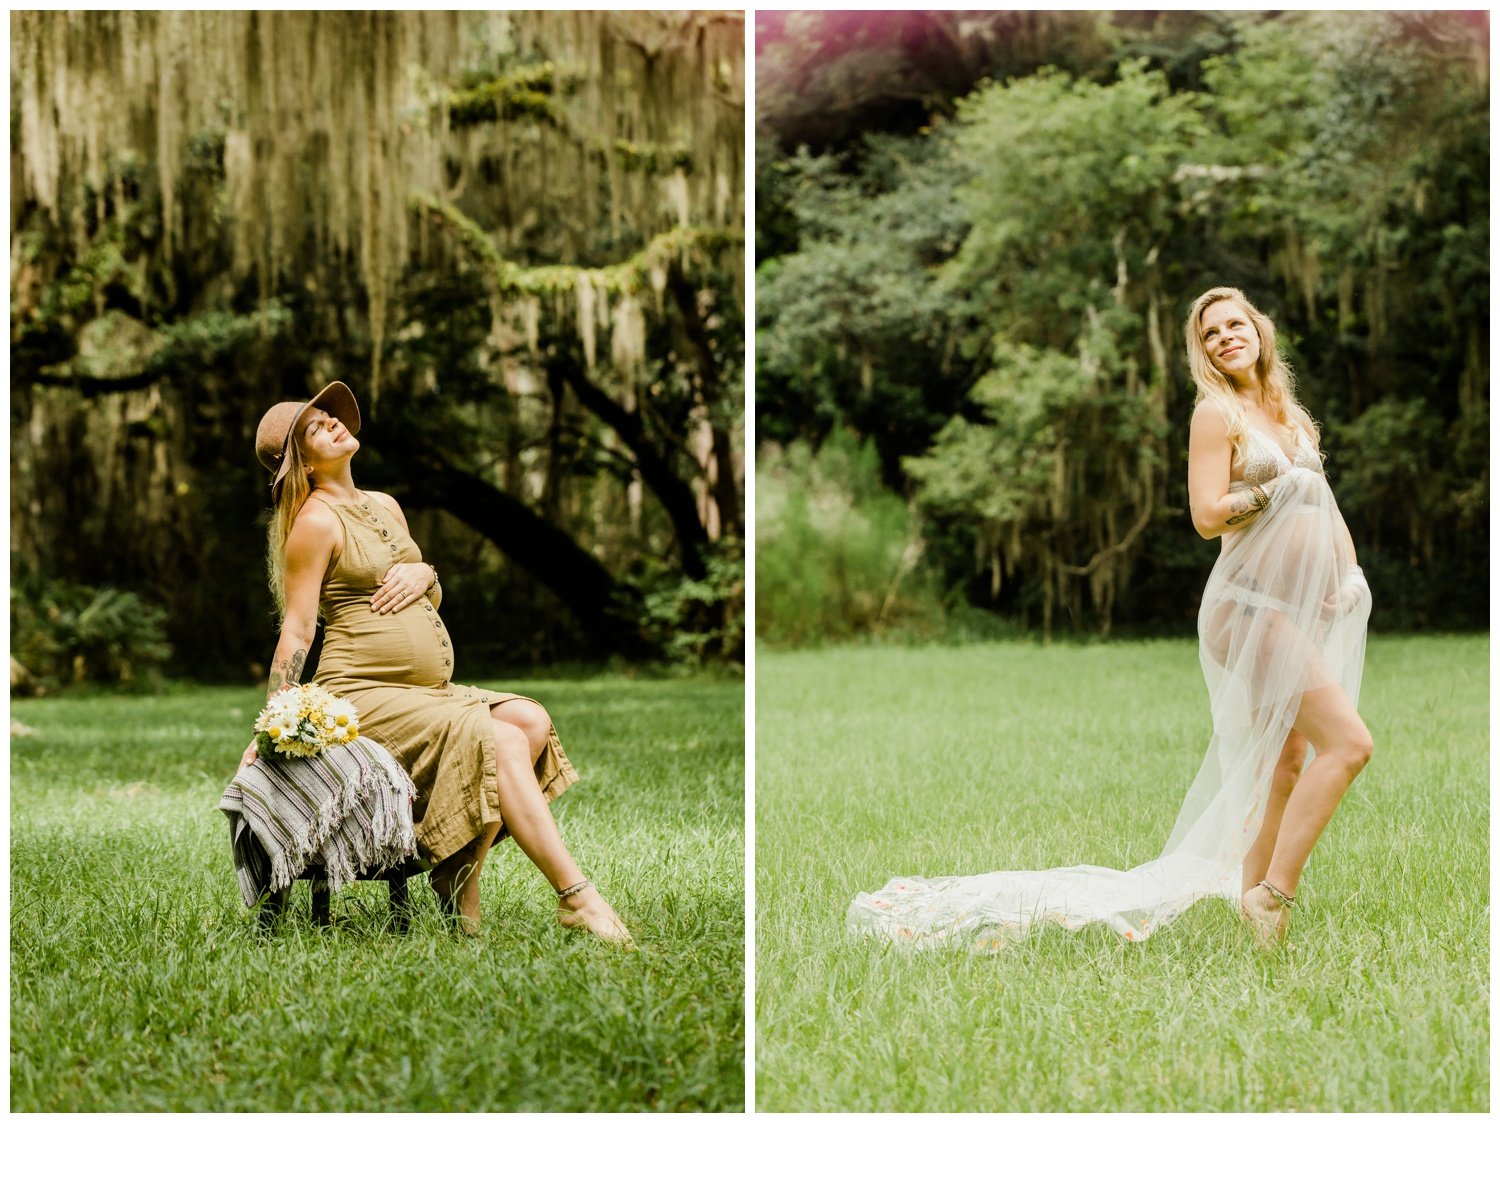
[[371, 562, 435, 615]]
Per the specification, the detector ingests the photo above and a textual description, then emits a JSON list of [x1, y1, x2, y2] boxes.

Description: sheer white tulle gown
[[848, 427, 1371, 947]]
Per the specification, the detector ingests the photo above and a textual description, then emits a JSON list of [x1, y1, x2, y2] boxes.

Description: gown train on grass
[[848, 446, 1370, 948]]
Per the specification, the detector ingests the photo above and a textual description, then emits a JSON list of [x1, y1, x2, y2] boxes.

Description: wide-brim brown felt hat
[[255, 381, 362, 494]]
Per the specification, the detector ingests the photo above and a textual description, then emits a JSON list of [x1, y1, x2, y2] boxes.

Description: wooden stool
[[258, 860, 429, 933]]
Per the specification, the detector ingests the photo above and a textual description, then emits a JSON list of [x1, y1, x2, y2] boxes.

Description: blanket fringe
[[219, 737, 419, 907]]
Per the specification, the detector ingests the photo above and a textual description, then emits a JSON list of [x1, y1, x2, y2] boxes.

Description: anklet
[[556, 879, 590, 901], [1259, 879, 1296, 907]]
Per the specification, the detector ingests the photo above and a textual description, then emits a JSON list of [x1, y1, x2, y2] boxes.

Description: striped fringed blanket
[[218, 737, 419, 909]]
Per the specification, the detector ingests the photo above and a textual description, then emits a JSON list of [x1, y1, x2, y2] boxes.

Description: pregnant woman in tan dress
[[239, 381, 631, 944]]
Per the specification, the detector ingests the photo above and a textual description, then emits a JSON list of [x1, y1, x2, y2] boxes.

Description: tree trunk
[[667, 262, 742, 540]]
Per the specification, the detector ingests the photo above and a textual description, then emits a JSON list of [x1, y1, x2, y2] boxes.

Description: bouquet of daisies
[[254, 683, 360, 760]]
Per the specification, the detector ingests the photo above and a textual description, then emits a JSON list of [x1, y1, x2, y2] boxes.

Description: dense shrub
[[757, 431, 947, 646], [640, 538, 746, 669], [11, 577, 172, 691]]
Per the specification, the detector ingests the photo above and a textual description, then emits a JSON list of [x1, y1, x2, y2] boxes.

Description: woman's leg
[[427, 841, 484, 931], [436, 700, 630, 942], [427, 702, 558, 927], [1269, 682, 1372, 893], [1241, 729, 1310, 895], [1242, 681, 1372, 940], [472, 714, 584, 890]]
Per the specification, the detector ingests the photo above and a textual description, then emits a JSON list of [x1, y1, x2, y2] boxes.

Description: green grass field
[[756, 636, 1488, 1112], [11, 675, 744, 1112]]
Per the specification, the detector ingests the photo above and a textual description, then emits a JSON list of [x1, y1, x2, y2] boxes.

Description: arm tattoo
[[1224, 488, 1269, 528], [267, 647, 307, 698]]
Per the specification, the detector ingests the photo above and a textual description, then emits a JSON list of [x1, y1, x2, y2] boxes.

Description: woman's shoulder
[[288, 494, 341, 546], [1190, 396, 1232, 435], [294, 492, 341, 527]]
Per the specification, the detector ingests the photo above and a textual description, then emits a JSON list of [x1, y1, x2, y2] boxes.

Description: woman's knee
[[489, 716, 534, 766], [1345, 724, 1374, 773], [491, 699, 551, 757], [1321, 722, 1372, 777]]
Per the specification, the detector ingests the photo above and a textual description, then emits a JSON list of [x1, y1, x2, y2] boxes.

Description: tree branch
[[1058, 481, 1155, 578], [368, 428, 651, 656], [548, 353, 710, 578]]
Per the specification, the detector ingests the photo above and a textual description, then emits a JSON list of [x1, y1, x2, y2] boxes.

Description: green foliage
[[611, 139, 696, 174], [640, 539, 746, 669], [1327, 397, 1486, 629], [756, 10, 1489, 635], [445, 61, 582, 129], [756, 432, 945, 647], [1332, 398, 1447, 523], [13, 200, 152, 361], [416, 193, 741, 295], [916, 55, 1194, 631], [945, 60, 1207, 330], [1099, 11, 1241, 92], [909, 343, 1091, 525], [755, 132, 972, 454], [154, 304, 294, 368], [183, 128, 227, 177], [11, 577, 173, 692], [907, 336, 1165, 632]]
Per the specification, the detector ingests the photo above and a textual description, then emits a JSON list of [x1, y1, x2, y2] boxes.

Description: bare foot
[[1240, 883, 1290, 948], [429, 863, 481, 936], [557, 885, 634, 948]]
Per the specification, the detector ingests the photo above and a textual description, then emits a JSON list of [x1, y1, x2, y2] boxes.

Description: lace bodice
[[1238, 425, 1321, 487]]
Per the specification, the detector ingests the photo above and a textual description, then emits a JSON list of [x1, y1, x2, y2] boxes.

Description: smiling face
[[1198, 299, 1262, 380], [294, 405, 359, 478]]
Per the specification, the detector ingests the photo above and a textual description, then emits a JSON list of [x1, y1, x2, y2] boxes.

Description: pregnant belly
[[317, 600, 453, 688]]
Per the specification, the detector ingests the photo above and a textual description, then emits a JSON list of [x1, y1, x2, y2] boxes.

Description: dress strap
[[299, 492, 349, 573]]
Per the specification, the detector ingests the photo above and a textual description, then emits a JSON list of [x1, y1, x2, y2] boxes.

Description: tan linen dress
[[311, 493, 578, 863]]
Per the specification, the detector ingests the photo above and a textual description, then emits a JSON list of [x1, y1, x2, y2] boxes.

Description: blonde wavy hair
[[1185, 286, 1319, 467], [265, 431, 313, 617]]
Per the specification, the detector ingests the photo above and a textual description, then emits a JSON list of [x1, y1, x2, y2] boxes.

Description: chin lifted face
[[1198, 299, 1262, 379], [297, 409, 360, 468]]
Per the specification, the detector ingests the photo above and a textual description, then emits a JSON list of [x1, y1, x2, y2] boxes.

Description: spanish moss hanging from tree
[[12, 10, 746, 678]]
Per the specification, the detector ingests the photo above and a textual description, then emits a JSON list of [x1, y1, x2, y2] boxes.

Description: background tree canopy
[[11, 11, 745, 687], [756, 10, 1487, 640]]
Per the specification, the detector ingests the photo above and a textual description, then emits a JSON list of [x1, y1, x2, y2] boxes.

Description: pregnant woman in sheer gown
[[240, 381, 631, 944], [849, 287, 1373, 948]]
